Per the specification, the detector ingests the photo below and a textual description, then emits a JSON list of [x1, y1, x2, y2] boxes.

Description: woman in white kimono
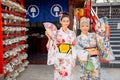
[[76, 17, 114, 80], [46, 12, 76, 80]]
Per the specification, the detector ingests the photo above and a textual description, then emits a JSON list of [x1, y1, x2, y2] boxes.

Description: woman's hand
[[46, 28, 52, 36], [45, 31, 50, 40], [45, 28, 52, 40]]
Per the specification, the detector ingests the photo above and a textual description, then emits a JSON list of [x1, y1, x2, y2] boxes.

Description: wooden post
[[68, 0, 73, 30]]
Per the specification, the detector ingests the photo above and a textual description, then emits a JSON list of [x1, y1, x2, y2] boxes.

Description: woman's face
[[80, 22, 89, 34], [60, 17, 70, 28]]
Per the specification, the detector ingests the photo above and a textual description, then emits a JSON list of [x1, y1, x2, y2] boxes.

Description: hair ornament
[[80, 17, 90, 24], [59, 12, 63, 17]]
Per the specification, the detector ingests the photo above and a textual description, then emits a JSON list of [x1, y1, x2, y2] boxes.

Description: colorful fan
[[43, 22, 57, 31]]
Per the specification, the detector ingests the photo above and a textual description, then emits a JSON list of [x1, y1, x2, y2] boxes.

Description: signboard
[[25, 0, 68, 22]]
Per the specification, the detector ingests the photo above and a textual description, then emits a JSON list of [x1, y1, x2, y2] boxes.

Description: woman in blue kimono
[[76, 17, 114, 80]]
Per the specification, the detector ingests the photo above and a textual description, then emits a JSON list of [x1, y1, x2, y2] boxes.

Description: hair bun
[[59, 12, 69, 20], [59, 12, 69, 17], [62, 12, 69, 15]]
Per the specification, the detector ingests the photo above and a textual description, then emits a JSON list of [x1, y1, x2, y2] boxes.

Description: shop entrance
[[26, 22, 60, 64], [26, 23, 48, 64]]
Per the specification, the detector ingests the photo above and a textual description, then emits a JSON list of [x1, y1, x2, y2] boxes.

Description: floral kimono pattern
[[76, 32, 114, 80], [47, 28, 76, 80]]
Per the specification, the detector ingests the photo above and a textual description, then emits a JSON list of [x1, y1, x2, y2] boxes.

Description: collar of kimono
[[81, 32, 89, 37], [60, 27, 69, 32]]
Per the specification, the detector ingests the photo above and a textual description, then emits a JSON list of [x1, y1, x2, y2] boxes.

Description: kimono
[[76, 32, 114, 80], [47, 28, 76, 80]]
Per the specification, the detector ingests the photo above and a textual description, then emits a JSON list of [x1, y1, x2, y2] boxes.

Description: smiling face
[[60, 17, 70, 29], [80, 17, 90, 35], [80, 22, 89, 34]]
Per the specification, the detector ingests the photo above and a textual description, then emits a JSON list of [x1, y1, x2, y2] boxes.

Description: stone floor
[[17, 65, 120, 80], [0, 74, 4, 80]]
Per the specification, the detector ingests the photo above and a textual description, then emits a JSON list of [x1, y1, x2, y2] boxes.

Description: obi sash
[[58, 43, 71, 54]]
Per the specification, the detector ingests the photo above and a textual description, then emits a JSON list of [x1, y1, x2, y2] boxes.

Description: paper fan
[[43, 22, 57, 31]]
